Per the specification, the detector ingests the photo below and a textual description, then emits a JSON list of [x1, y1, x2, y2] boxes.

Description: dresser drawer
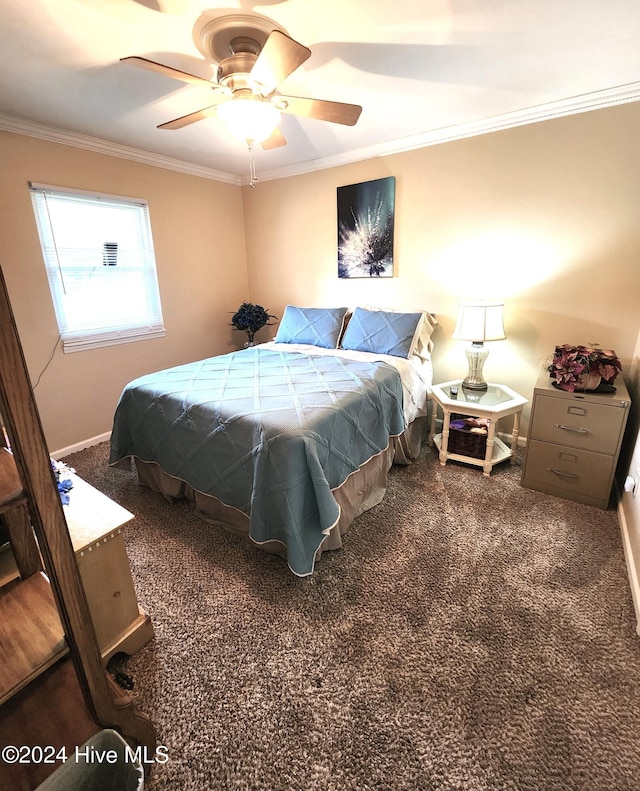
[[522, 439, 613, 501], [529, 394, 625, 454]]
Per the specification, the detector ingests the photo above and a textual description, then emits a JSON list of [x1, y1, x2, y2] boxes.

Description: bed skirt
[[126, 416, 427, 566]]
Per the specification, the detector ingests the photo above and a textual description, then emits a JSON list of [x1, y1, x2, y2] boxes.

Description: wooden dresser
[[60, 473, 153, 663], [521, 371, 631, 509]]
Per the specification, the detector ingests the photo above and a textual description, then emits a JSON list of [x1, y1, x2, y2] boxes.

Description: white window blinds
[[29, 183, 166, 352]]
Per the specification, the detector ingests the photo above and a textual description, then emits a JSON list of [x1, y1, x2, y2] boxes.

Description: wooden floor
[[0, 658, 99, 791]]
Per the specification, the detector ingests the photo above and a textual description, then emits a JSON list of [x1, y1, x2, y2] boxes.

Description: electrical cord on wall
[[32, 188, 65, 391], [32, 334, 61, 390]]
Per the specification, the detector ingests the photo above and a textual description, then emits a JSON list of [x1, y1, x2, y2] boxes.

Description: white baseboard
[[617, 498, 640, 637], [51, 431, 111, 460]]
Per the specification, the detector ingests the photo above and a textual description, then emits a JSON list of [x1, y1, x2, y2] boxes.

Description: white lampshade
[[452, 302, 506, 390], [452, 302, 506, 343], [216, 98, 281, 144]]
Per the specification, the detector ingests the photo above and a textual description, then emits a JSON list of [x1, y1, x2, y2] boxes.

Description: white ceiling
[[1, 0, 640, 185]]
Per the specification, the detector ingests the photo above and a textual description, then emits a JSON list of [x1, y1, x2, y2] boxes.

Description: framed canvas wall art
[[337, 176, 395, 278]]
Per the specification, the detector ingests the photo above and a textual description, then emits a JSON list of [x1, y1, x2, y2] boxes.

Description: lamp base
[[462, 342, 489, 390]]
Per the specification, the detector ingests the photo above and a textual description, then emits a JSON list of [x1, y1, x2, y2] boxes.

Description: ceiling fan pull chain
[[248, 142, 258, 188]]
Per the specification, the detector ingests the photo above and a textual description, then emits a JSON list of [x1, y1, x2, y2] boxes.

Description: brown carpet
[[63, 441, 640, 791]]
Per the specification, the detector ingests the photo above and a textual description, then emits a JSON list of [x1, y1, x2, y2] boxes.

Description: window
[[29, 182, 165, 353]]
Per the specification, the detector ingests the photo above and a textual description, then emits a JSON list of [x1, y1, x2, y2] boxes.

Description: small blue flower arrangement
[[51, 459, 74, 505], [230, 302, 277, 346]]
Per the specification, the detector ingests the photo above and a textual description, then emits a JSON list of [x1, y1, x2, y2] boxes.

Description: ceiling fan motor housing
[[217, 51, 259, 93]]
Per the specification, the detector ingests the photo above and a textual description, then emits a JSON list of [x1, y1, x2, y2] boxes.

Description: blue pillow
[[274, 306, 349, 349], [340, 308, 423, 358]]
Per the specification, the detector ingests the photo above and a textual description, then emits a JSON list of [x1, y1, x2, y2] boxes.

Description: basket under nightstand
[[430, 380, 528, 477], [447, 415, 490, 459]]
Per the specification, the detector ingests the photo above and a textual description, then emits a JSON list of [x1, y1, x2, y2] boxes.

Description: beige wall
[[2, 100, 640, 455], [620, 329, 640, 631], [0, 131, 249, 451], [242, 101, 640, 440], [243, 99, 640, 623]]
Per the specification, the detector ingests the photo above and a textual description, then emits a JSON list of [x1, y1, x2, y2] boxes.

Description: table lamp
[[452, 302, 506, 390]]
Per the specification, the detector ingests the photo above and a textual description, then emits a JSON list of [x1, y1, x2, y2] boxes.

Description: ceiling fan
[[121, 15, 362, 183]]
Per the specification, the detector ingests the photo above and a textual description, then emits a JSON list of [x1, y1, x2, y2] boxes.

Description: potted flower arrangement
[[548, 344, 621, 392], [230, 302, 277, 347]]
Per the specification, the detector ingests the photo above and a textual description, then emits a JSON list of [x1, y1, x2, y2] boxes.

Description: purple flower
[[548, 344, 621, 392]]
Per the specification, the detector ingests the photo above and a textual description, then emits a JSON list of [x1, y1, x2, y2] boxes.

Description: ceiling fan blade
[[157, 99, 230, 130], [273, 95, 362, 126], [250, 31, 311, 94], [120, 56, 217, 89], [261, 127, 287, 150]]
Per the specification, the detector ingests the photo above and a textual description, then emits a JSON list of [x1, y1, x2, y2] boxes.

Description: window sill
[[62, 327, 166, 353]]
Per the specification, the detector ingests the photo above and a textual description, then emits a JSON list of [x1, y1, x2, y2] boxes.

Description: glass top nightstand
[[430, 379, 528, 476]]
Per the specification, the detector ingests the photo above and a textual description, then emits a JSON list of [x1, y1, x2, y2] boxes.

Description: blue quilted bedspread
[[109, 347, 405, 575]]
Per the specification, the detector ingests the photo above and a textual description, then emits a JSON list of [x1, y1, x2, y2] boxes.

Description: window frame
[[29, 182, 166, 353]]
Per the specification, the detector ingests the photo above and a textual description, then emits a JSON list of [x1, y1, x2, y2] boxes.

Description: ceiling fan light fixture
[[216, 98, 281, 143]]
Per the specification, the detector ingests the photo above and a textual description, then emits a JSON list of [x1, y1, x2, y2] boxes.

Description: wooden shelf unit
[[0, 573, 68, 705], [0, 445, 42, 580], [0, 263, 156, 786], [0, 445, 26, 513]]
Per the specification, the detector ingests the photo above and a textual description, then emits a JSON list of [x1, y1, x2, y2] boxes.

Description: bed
[[109, 306, 436, 576]]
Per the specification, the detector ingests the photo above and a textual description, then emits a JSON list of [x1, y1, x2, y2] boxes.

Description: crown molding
[[2, 80, 640, 188], [0, 114, 241, 185], [254, 80, 640, 184]]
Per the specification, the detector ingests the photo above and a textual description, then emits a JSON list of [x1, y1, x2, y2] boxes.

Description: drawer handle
[[546, 467, 579, 480], [555, 424, 588, 434]]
